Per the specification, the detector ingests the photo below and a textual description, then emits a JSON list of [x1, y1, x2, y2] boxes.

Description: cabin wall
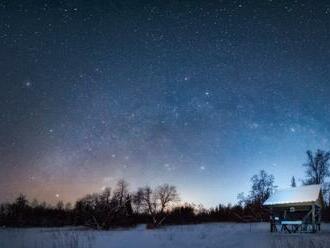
[[269, 204, 322, 232]]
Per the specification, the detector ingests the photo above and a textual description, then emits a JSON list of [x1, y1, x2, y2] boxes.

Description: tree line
[[1, 149, 330, 228]]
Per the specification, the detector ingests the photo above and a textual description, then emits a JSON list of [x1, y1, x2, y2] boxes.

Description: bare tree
[[303, 150, 330, 185], [157, 184, 179, 213], [113, 179, 129, 206], [132, 188, 144, 213], [250, 170, 276, 205], [112, 179, 132, 218], [75, 180, 133, 229], [56, 201, 64, 210], [235, 171, 276, 221], [134, 184, 179, 228], [135, 186, 156, 217], [291, 176, 296, 187]]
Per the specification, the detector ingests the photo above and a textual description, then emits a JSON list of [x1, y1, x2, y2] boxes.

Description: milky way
[[1, 1, 330, 206]]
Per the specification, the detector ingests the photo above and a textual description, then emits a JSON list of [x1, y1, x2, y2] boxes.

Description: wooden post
[[312, 204, 316, 232], [270, 209, 275, 232], [318, 206, 321, 231]]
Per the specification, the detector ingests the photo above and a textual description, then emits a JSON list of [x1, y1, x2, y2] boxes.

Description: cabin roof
[[264, 184, 321, 206]]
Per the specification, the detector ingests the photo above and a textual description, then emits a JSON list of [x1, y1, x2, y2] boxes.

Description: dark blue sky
[[1, 0, 330, 206]]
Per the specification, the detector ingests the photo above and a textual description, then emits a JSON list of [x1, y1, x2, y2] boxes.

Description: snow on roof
[[264, 184, 321, 206]]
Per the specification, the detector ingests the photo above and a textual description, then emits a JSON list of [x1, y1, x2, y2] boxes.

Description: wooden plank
[[281, 221, 303, 225]]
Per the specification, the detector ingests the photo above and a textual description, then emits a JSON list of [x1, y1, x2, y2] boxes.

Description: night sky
[[1, 0, 330, 207]]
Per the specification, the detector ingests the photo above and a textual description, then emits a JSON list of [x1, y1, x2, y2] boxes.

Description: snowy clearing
[[1, 223, 330, 248]]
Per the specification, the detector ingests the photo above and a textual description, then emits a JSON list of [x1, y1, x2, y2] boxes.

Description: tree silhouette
[[291, 176, 296, 187], [74, 180, 134, 229], [250, 170, 276, 205], [135, 184, 179, 228], [303, 150, 330, 185]]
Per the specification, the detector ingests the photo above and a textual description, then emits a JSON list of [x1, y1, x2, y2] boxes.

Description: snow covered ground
[[1, 223, 330, 248]]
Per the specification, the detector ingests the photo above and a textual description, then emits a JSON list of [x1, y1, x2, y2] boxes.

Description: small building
[[264, 184, 323, 233]]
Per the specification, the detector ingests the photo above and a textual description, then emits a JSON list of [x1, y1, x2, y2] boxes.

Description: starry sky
[[1, 0, 330, 207]]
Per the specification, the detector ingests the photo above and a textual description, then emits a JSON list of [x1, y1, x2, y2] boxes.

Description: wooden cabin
[[264, 184, 323, 233]]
